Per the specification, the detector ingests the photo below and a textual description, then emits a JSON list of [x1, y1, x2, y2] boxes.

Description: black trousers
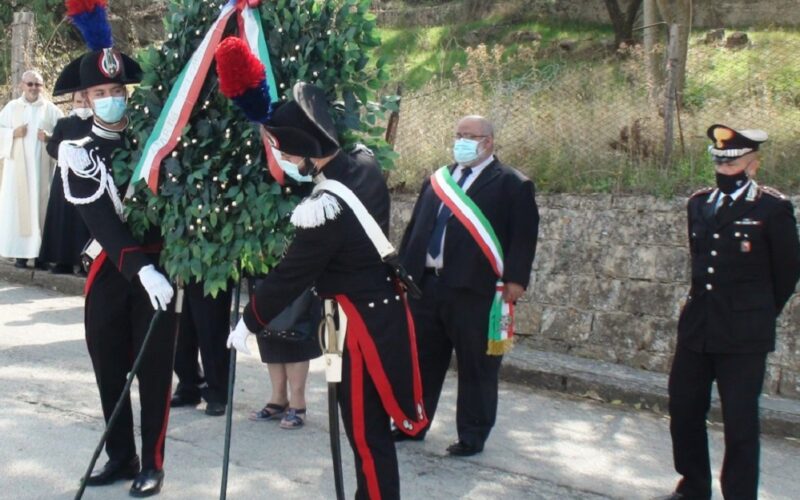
[[173, 281, 232, 404], [340, 343, 399, 500], [668, 345, 767, 500], [410, 273, 502, 449], [85, 260, 177, 471]]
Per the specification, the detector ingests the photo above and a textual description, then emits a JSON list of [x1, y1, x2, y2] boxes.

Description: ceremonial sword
[[219, 276, 243, 500], [320, 298, 347, 500]]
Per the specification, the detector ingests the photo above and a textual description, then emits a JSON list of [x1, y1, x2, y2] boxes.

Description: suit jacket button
[[707, 267, 714, 274], [706, 283, 713, 291], [711, 250, 718, 256], [713, 233, 720, 239]]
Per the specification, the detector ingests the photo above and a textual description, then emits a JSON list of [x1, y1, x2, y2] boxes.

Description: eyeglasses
[[24, 82, 43, 88], [455, 133, 487, 140]]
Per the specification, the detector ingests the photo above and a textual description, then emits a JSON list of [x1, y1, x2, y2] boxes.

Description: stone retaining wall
[[389, 193, 800, 399]]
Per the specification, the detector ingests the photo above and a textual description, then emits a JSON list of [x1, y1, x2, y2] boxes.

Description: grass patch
[[385, 29, 800, 197], [374, 19, 613, 89]]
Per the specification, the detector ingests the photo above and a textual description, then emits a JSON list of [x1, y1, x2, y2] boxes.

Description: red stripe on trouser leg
[[84, 250, 107, 296], [337, 296, 429, 436], [347, 332, 382, 500], [399, 291, 426, 421], [153, 383, 173, 470]]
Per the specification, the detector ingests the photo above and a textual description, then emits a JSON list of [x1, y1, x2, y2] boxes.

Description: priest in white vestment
[[0, 70, 63, 266]]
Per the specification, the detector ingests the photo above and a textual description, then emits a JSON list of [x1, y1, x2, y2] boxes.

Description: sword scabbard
[[321, 298, 346, 383]]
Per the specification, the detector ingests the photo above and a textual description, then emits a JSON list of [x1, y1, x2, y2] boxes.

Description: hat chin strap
[[300, 157, 320, 177]]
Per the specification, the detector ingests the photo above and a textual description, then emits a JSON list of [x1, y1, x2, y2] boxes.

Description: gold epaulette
[[759, 185, 787, 200], [689, 186, 714, 199]]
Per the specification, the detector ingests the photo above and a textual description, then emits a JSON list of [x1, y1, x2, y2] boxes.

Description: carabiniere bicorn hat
[[264, 82, 340, 158], [54, 0, 142, 96], [707, 124, 768, 163]]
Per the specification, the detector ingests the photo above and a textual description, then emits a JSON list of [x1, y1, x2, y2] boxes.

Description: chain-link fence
[[389, 30, 800, 195]]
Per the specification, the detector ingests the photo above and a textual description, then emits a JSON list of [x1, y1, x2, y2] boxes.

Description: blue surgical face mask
[[453, 138, 481, 164], [93, 96, 127, 123], [273, 148, 312, 183]]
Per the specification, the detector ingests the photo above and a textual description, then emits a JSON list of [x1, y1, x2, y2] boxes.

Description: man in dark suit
[[660, 124, 800, 500], [398, 115, 539, 456], [169, 281, 232, 416]]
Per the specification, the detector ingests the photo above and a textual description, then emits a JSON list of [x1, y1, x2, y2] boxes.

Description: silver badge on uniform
[[734, 218, 762, 226]]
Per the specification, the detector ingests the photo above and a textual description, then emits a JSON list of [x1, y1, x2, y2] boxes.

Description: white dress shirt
[[426, 154, 496, 269]]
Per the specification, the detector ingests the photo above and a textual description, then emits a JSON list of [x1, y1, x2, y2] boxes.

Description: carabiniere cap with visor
[[264, 82, 340, 158], [707, 124, 768, 164]]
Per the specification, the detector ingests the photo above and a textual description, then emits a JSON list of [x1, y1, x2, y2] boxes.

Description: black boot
[[85, 455, 140, 486], [14, 258, 28, 269], [130, 469, 164, 497], [204, 400, 226, 416], [170, 389, 201, 407], [50, 263, 73, 274]]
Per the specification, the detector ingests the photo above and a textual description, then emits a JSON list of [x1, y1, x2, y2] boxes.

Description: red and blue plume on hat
[[215, 37, 273, 124], [66, 0, 113, 51]]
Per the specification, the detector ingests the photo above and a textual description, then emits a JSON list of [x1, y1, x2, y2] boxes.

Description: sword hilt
[[319, 299, 344, 383]]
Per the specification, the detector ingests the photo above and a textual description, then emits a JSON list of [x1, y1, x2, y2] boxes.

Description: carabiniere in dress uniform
[[660, 124, 800, 500]]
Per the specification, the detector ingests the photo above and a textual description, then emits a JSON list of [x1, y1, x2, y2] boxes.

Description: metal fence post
[[663, 22, 679, 169]]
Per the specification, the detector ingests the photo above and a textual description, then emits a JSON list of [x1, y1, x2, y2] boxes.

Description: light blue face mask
[[93, 96, 127, 123], [273, 148, 312, 183], [453, 138, 482, 164]]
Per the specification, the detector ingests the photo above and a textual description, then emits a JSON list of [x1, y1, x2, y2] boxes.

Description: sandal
[[279, 408, 306, 429], [249, 402, 288, 421]]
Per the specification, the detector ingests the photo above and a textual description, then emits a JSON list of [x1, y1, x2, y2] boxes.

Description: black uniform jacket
[[243, 148, 393, 331], [243, 148, 426, 427], [399, 157, 539, 296], [62, 123, 160, 282], [678, 183, 800, 353]]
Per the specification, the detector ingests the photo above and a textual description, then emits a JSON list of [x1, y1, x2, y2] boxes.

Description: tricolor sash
[[430, 166, 514, 355], [131, 0, 278, 194]]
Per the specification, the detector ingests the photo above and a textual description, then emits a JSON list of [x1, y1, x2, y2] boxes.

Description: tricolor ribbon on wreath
[[430, 166, 515, 355], [130, 0, 281, 195]]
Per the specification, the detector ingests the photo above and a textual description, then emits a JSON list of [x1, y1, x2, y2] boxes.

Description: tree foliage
[[116, 0, 395, 296], [0, 0, 67, 85]]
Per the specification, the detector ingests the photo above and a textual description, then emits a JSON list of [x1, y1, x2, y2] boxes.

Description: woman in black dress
[[40, 92, 92, 273], [253, 323, 322, 429], [250, 266, 322, 428]]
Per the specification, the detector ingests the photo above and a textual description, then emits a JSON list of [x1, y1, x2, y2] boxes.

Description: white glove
[[137, 265, 174, 311], [227, 318, 253, 355]]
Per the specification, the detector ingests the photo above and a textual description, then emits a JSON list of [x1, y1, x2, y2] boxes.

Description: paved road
[[1, 282, 798, 499]]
